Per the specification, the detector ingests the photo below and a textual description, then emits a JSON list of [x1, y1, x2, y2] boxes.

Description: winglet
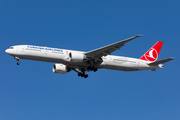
[[136, 34, 143, 37], [132, 35, 143, 39]]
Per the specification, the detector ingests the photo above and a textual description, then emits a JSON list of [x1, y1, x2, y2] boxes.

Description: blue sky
[[0, 0, 180, 120]]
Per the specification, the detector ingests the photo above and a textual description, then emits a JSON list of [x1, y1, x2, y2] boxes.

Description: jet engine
[[53, 64, 70, 74], [69, 52, 86, 62]]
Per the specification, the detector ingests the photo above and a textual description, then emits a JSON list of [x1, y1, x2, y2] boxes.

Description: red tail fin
[[140, 41, 163, 62]]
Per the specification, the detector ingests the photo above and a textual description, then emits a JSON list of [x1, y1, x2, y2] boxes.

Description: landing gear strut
[[14, 57, 20, 65]]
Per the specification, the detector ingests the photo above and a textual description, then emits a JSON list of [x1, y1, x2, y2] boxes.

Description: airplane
[[5, 35, 174, 78]]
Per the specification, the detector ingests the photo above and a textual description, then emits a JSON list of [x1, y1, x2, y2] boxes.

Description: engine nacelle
[[53, 64, 69, 74], [69, 52, 86, 62]]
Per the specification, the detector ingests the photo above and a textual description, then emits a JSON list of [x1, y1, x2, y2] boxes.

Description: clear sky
[[0, 0, 180, 120]]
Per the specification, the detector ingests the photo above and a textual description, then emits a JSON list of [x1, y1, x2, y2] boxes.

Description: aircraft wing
[[85, 35, 142, 58]]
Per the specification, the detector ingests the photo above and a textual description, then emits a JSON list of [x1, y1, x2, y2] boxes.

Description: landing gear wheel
[[17, 62, 20, 65], [77, 73, 88, 78], [93, 68, 98, 72], [87, 66, 98, 72], [87, 66, 92, 71], [14, 57, 20, 65], [84, 74, 88, 78], [78, 73, 81, 76], [81, 74, 84, 77]]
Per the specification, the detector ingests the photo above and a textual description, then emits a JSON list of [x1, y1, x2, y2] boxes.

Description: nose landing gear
[[17, 61, 20, 65], [14, 57, 20, 65]]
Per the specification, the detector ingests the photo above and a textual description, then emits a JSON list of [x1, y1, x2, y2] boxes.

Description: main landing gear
[[72, 66, 98, 78], [77, 68, 89, 78], [87, 66, 98, 72], [78, 73, 88, 78], [77, 66, 98, 78], [72, 68, 89, 78], [14, 57, 20, 65]]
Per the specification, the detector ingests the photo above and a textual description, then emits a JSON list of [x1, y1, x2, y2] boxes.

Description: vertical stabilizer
[[140, 41, 163, 62]]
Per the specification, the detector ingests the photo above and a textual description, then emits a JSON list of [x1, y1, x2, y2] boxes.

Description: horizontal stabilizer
[[148, 57, 175, 65]]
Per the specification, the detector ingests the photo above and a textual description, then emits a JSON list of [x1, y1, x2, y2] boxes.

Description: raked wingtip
[[136, 34, 143, 37]]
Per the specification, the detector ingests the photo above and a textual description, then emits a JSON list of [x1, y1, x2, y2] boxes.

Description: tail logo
[[140, 41, 163, 62], [144, 48, 158, 62]]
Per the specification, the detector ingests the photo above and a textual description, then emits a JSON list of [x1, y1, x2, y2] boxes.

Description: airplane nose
[[5, 49, 11, 54], [5, 49, 9, 53]]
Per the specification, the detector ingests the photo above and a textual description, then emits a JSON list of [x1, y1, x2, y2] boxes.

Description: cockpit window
[[9, 47, 14, 49]]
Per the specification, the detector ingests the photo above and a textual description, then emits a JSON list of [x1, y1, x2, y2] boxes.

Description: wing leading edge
[[85, 35, 142, 58]]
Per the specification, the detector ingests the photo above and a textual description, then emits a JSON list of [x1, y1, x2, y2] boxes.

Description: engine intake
[[53, 64, 70, 74], [69, 52, 86, 62]]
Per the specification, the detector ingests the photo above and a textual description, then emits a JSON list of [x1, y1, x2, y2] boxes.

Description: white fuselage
[[5, 45, 161, 71]]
